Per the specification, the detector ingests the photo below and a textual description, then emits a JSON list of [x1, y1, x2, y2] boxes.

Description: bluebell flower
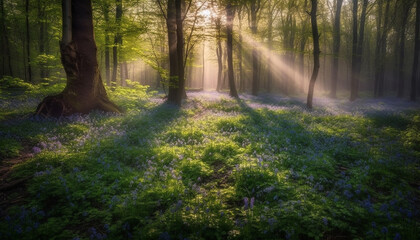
[[381, 226, 388, 234]]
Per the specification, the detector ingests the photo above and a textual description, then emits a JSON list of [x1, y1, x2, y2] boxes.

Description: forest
[[0, 0, 419, 239]]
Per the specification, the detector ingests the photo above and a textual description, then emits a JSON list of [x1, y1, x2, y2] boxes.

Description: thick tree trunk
[[25, 0, 32, 83], [307, 0, 320, 109], [226, 2, 239, 98], [176, 0, 186, 102], [330, 0, 343, 98], [36, 0, 120, 117], [166, 0, 179, 104], [411, 0, 420, 101]]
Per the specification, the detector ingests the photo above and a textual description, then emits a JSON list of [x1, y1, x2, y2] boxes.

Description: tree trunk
[[238, 8, 244, 92], [411, 0, 420, 101], [38, 0, 46, 81], [0, 0, 13, 76], [299, 0, 309, 93], [176, 0, 186, 102], [112, 0, 122, 89], [216, 16, 223, 92], [350, 0, 367, 101], [36, 0, 120, 117], [251, 0, 259, 96], [226, 2, 239, 98], [266, 0, 273, 93], [375, 0, 390, 97], [307, 0, 320, 109], [330, 0, 343, 98], [166, 0, 180, 104], [25, 0, 32, 83], [397, 1, 412, 98], [104, 3, 111, 86]]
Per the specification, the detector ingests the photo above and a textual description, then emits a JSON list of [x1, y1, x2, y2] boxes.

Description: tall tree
[[36, 0, 120, 116], [298, 0, 309, 93], [111, 0, 122, 89], [226, 1, 239, 98], [396, 0, 413, 98], [175, 0, 186, 102], [25, 0, 32, 82], [374, 0, 390, 98], [165, 0, 178, 104], [306, 0, 320, 109], [329, 0, 344, 98], [215, 2, 223, 92], [0, 0, 13, 77], [250, 0, 261, 96], [102, 1, 111, 86], [411, 0, 420, 101], [350, 0, 368, 101]]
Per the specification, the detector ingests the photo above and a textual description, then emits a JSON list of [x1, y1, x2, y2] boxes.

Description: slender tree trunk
[[266, 0, 273, 93], [226, 2, 239, 98], [202, 41, 205, 90], [1, 0, 13, 76], [330, 0, 343, 98], [112, 0, 122, 88], [350, 0, 359, 101], [299, 0, 309, 93], [350, 0, 367, 101], [251, 0, 259, 96], [307, 0, 320, 109], [374, 0, 383, 97], [176, 0, 186, 101], [411, 0, 420, 101], [36, 0, 120, 117], [166, 0, 179, 104], [216, 17, 223, 92], [238, 8, 244, 92], [38, 0, 46, 81], [397, 2, 411, 98], [104, 3, 111, 86], [25, 0, 32, 83], [378, 0, 390, 97]]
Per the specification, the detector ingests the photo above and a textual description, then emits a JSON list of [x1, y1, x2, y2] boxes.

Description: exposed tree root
[[35, 94, 122, 118]]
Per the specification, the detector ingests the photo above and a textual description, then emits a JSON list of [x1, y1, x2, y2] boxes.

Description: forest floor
[[0, 83, 419, 239]]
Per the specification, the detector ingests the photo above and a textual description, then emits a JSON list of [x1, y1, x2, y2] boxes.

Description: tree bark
[[226, 2, 239, 98], [175, 0, 186, 102], [166, 0, 180, 104], [350, 0, 367, 101], [306, 0, 320, 109], [375, 0, 390, 97], [411, 0, 420, 101], [0, 0, 13, 76], [330, 0, 343, 98], [36, 0, 120, 117], [103, 3, 111, 86], [250, 0, 259, 96], [25, 0, 32, 83], [216, 15, 223, 92], [112, 0, 122, 89], [397, 1, 412, 98]]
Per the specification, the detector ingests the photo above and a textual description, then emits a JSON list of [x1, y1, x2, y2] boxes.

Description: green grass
[[0, 83, 419, 240]]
